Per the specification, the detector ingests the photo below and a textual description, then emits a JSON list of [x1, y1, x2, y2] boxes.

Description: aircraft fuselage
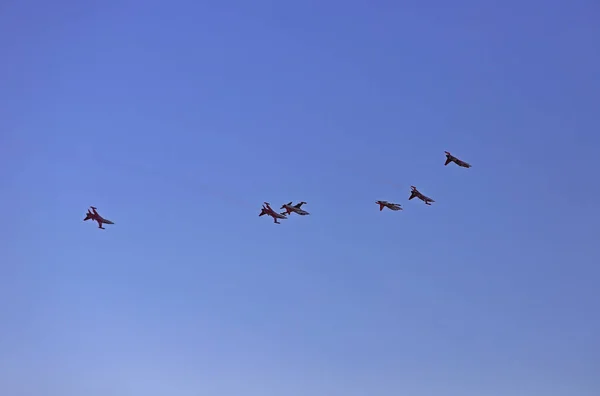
[[283, 205, 309, 215]]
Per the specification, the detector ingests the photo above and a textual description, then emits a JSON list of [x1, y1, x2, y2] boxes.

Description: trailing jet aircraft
[[83, 206, 115, 229], [280, 201, 310, 216], [375, 200, 403, 211], [444, 151, 471, 168], [408, 186, 435, 205], [259, 202, 287, 224]]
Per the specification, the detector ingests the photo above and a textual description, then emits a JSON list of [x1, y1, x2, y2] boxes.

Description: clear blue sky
[[1, 1, 599, 395]]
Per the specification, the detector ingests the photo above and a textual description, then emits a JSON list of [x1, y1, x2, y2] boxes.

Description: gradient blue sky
[[1, 1, 599, 395]]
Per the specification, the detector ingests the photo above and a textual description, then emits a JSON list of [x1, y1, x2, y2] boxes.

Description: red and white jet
[[259, 202, 288, 224], [375, 200, 403, 211], [280, 201, 310, 216], [409, 186, 435, 205], [83, 206, 115, 229], [444, 151, 471, 168]]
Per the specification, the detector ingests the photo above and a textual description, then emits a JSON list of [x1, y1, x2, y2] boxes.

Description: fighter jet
[[375, 200, 403, 211], [280, 201, 310, 216], [83, 206, 115, 229], [259, 202, 288, 224], [444, 151, 471, 168], [408, 186, 435, 205]]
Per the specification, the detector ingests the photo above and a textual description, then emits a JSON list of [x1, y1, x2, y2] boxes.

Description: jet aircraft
[[444, 151, 471, 168], [280, 201, 310, 216], [259, 202, 288, 224], [83, 206, 115, 229], [375, 200, 403, 211], [408, 186, 435, 205]]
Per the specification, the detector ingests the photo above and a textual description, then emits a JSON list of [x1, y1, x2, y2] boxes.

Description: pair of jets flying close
[[258, 201, 310, 224], [84, 152, 470, 229]]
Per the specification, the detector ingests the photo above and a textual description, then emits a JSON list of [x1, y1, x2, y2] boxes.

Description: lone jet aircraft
[[259, 202, 287, 224], [375, 200, 403, 211], [280, 201, 310, 216], [444, 151, 471, 168], [83, 206, 115, 229], [409, 186, 435, 205]]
